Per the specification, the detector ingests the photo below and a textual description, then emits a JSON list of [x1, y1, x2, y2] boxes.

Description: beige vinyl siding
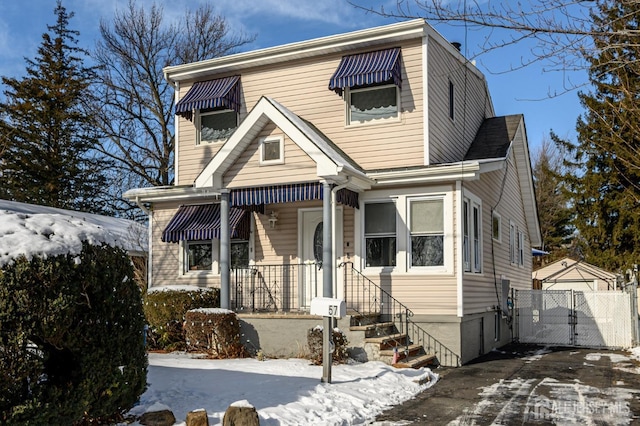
[[460, 150, 531, 314], [150, 201, 221, 289], [427, 36, 493, 165], [378, 274, 458, 316], [176, 40, 426, 184], [223, 124, 318, 188]]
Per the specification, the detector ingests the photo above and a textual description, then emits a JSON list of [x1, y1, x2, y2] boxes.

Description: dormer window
[[198, 108, 237, 144], [328, 48, 402, 126], [259, 136, 284, 165]]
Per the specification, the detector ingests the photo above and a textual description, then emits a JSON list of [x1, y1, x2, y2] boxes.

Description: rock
[[223, 402, 259, 426], [186, 409, 209, 426], [139, 409, 176, 426]]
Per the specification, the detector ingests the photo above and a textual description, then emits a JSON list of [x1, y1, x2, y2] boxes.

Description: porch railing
[[340, 261, 460, 367], [231, 263, 321, 312]]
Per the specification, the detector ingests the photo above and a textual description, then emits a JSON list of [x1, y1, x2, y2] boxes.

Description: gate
[[515, 289, 637, 348]]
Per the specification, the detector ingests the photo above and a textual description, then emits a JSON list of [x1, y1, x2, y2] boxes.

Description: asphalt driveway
[[373, 343, 640, 425]]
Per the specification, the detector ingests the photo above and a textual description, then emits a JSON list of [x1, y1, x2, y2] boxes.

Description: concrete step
[[350, 321, 396, 338]]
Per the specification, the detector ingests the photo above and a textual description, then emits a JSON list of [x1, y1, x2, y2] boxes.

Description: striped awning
[[230, 182, 359, 209], [162, 204, 250, 243], [328, 48, 402, 95], [175, 75, 241, 121]]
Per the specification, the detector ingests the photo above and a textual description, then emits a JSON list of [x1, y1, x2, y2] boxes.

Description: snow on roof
[[0, 199, 148, 267]]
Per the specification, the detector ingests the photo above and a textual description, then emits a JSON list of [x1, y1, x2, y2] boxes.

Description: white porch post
[[220, 190, 230, 310], [322, 181, 333, 298], [322, 181, 333, 383]]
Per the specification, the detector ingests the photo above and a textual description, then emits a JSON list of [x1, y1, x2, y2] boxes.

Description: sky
[[125, 347, 640, 425], [0, 0, 588, 154]]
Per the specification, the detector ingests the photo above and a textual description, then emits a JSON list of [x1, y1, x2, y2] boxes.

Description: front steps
[[349, 316, 438, 369]]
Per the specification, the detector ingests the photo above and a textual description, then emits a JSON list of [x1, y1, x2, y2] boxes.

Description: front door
[[300, 208, 343, 308]]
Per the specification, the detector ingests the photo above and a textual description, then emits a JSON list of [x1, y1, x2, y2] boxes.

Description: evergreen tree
[[564, 1, 640, 272], [0, 1, 109, 213]]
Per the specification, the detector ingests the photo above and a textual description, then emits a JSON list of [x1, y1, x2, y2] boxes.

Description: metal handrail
[[340, 261, 460, 367]]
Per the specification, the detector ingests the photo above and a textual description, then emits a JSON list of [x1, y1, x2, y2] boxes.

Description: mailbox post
[[310, 297, 346, 383]]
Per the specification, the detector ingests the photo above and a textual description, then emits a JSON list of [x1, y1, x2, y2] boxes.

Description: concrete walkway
[[373, 343, 640, 425]]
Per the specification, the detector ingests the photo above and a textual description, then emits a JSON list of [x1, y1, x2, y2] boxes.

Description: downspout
[[331, 177, 350, 298], [135, 196, 152, 290]]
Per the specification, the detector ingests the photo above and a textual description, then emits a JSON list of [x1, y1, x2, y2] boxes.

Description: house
[[532, 257, 618, 291], [124, 19, 541, 365]]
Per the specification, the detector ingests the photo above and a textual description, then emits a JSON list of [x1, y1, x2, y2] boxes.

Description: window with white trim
[[185, 240, 213, 271], [347, 84, 399, 125], [184, 238, 249, 273], [259, 136, 284, 165], [492, 211, 501, 242], [463, 194, 482, 273], [409, 198, 444, 267], [197, 108, 237, 144], [364, 201, 396, 267]]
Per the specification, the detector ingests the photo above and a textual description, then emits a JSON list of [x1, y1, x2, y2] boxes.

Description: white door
[[300, 208, 343, 308]]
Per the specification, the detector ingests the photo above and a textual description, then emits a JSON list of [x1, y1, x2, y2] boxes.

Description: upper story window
[[175, 75, 241, 142], [364, 201, 396, 267], [259, 136, 284, 165], [198, 108, 237, 144], [347, 84, 399, 125], [449, 80, 455, 120], [328, 47, 402, 126]]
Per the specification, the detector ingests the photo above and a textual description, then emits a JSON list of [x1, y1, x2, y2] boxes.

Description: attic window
[[259, 136, 284, 165]]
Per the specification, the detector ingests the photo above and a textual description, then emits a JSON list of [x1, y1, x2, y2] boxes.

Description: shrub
[[143, 287, 219, 350], [0, 242, 147, 425], [307, 326, 349, 365], [184, 309, 248, 358]]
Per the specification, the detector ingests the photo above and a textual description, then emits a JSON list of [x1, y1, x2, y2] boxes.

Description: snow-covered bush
[[143, 286, 219, 350], [0, 242, 147, 424], [307, 326, 349, 365]]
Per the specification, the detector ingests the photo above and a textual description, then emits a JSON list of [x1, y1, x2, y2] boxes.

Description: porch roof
[[162, 203, 249, 243], [328, 47, 402, 95], [230, 182, 359, 209]]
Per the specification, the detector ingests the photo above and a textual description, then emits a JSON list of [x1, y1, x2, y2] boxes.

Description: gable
[[194, 96, 372, 191], [223, 122, 319, 188]]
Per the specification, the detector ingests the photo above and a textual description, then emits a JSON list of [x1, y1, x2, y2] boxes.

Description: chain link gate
[[515, 288, 636, 348]]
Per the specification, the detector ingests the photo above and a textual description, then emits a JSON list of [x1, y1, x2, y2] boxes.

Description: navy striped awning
[[162, 204, 249, 243], [175, 75, 241, 121], [230, 182, 359, 209], [328, 48, 402, 95]]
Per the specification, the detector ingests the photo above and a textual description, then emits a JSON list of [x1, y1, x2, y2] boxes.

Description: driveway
[[373, 343, 640, 425]]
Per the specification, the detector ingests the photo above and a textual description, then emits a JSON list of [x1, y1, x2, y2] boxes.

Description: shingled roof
[[464, 115, 523, 161]]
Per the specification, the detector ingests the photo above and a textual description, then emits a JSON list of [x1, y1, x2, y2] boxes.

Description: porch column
[[220, 190, 230, 309], [322, 181, 333, 298]]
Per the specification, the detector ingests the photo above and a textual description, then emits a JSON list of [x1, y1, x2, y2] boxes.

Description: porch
[[230, 261, 461, 367]]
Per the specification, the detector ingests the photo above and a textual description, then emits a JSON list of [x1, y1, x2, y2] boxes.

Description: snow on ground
[[128, 352, 438, 426]]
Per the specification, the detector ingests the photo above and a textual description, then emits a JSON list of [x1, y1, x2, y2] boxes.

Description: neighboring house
[[532, 257, 618, 291], [124, 19, 541, 364]]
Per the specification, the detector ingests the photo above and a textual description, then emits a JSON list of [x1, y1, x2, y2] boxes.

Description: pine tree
[[0, 1, 109, 213], [565, 1, 640, 272]]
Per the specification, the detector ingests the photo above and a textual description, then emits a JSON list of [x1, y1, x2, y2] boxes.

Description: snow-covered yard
[[128, 347, 640, 426], [128, 353, 437, 425]]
